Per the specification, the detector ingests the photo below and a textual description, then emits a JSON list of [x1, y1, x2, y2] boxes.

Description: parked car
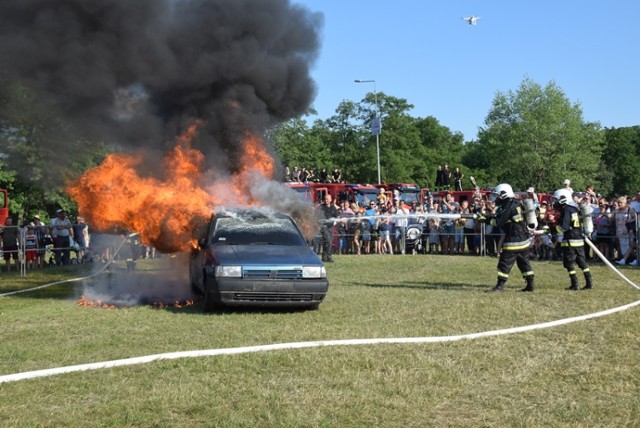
[[190, 208, 329, 312]]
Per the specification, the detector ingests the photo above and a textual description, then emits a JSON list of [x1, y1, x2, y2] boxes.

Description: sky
[[293, 0, 640, 141]]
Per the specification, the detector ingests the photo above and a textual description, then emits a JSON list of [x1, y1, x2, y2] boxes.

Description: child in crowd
[[428, 218, 440, 254], [24, 224, 39, 269]]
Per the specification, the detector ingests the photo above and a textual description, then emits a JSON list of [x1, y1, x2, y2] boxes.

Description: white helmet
[[491, 183, 515, 201], [552, 188, 573, 206]]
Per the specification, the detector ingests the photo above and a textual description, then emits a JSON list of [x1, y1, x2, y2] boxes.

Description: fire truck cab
[[376, 183, 421, 204], [283, 182, 314, 204], [344, 184, 381, 207], [307, 183, 383, 208], [432, 189, 492, 204], [311, 183, 352, 206], [0, 188, 8, 224]]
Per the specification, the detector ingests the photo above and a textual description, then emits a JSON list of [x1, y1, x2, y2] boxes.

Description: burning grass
[[74, 256, 195, 309], [76, 295, 120, 310], [76, 295, 195, 310]]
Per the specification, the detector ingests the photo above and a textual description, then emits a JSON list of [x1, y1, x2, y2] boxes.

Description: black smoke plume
[[0, 0, 321, 174]]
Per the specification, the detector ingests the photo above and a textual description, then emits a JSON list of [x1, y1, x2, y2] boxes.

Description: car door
[[189, 215, 214, 292]]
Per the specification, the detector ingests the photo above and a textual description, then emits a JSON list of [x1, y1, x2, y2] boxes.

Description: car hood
[[211, 244, 323, 266]]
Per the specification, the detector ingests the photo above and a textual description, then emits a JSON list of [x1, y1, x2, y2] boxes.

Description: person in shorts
[[24, 223, 39, 269], [1, 217, 20, 272]]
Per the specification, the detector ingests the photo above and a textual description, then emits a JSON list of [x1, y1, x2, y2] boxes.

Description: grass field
[[1, 254, 639, 426]]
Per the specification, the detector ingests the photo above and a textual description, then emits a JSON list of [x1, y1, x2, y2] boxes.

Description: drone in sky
[[462, 16, 480, 25]]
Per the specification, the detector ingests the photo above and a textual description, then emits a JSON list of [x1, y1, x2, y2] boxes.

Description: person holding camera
[[50, 208, 74, 266]]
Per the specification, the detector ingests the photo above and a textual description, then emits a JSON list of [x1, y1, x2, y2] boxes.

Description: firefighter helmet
[[552, 188, 573, 206], [491, 183, 515, 201]]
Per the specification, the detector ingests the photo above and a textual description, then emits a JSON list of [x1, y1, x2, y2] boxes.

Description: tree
[[602, 126, 640, 196], [414, 116, 465, 188], [0, 79, 107, 219], [476, 78, 604, 192], [322, 100, 368, 183], [269, 115, 333, 179], [349, 92, 429, 185]]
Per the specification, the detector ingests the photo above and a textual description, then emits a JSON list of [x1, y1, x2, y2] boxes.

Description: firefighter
[[480, 183, 535, 292], [552, 188, 593, 290]]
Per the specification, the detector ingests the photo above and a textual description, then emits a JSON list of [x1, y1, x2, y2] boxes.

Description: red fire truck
[[0, 188, 9, 224], [284, 182, 351, 205], [430, 188, 552, 206], [283, 182, 314, 204], [430, 189, 492, 204], [376, 183, 422, 205], [284, 182, 384, 207]]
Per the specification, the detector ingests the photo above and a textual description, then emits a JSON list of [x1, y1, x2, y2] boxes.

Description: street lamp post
[[354, 79, 381, 185]]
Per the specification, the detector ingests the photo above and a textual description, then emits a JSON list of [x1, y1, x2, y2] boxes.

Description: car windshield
[[210, 211, 306, 246]]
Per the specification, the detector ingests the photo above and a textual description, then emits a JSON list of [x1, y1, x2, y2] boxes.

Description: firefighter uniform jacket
[[556, 204, 584, 247], [494, 198, 530, 252]]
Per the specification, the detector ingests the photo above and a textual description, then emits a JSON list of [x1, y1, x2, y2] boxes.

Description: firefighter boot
[[581, 271, 593, 290], [565, 275, 579, 291], [487, 278, 506, 293], [521, 275, 535, 292]]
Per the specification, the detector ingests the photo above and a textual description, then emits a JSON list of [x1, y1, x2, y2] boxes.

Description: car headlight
[[302, 266, 326, 278], [215, 265, 242, 278]]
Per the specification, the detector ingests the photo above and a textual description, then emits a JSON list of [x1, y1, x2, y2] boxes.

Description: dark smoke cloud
[[0, 0, 322, 172]]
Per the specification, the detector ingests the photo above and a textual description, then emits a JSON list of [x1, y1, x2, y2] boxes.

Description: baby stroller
[[404, 222, 424, 255]]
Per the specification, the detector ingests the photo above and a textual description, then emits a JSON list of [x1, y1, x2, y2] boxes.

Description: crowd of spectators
[[0, 210, 158, 273], [314, 182, 640, 268], [285, 166, 344, 183], [0, 210, 88, 272], [3, 181, 637, 272]]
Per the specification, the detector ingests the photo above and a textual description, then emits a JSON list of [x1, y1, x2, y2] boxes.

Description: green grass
[[1, 255, 639, 426]]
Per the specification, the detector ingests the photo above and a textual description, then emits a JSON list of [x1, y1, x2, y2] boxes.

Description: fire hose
[[324, 212, 478, 228], [584, 236, 640, 290]]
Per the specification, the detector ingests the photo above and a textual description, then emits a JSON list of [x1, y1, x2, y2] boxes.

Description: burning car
[[190, 208, 328, 312]]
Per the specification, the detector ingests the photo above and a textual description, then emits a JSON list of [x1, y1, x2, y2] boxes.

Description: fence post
[[20, 226, 26, 277]]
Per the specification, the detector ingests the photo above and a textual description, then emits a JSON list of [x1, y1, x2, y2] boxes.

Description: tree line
[[1, 77, 639, 220], [272, 77, 640, 197]]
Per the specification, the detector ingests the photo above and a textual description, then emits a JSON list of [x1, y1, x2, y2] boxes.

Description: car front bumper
[[210, 277, 329, 307]]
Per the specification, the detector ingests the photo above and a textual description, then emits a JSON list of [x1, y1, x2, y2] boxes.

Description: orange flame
[[152, 300, 195, 309], [76, 295, 195, 309], [68, 122, 275, 253], [238, 131, 274, 179], [76, 295, 119, 309]]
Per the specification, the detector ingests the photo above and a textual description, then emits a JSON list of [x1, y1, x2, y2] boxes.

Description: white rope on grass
[[1, 235, 638, 384], [1, 296, 639, 384]]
